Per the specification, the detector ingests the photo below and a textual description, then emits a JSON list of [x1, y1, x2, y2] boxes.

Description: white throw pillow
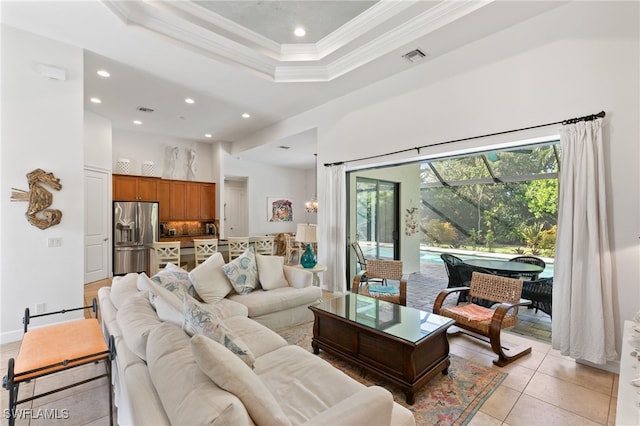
[[183, 295, 255, 368], [190, 334, 291, 426], [256, 254, 288, 290], [110, 273, 140, 309], [149, 287, 183, 326], [222, 247, 259, 295], [188, 252, 233, 304]]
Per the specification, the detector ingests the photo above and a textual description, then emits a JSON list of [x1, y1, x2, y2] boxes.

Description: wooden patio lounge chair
[[352, 259, 407, 306], [433, 272, 531, 366]]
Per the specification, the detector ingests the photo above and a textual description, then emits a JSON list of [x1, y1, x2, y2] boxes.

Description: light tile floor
[[0, 268, 617, 425]]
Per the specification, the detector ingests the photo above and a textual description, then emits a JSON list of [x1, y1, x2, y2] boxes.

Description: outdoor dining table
[[462, 258, 544, 278]]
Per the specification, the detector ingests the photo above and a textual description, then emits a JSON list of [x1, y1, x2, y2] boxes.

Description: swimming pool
[[361, 245, 554, 278]]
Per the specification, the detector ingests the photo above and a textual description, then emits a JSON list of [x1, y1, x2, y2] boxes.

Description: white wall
[[239, 1, 640, 364], [84, 111, 112, 171], [224, 155, 312, 236], [112, 129, 214, 182], [1, 26, 85, 342]]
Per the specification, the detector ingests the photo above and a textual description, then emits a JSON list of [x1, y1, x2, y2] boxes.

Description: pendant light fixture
[[305, 154, 318, 213]]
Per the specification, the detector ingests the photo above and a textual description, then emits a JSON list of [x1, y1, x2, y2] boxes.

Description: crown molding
[[101, 0, 493, 83]]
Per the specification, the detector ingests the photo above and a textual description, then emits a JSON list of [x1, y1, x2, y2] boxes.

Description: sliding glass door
[[354, 177, 399, 260]]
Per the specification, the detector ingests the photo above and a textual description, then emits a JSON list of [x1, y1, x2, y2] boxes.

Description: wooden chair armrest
[[351, 271, 367, 293], [399, 274, 408, 306], [433, 286, 471, 314]]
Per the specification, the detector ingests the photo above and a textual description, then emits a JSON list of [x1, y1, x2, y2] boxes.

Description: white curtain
[[552, 118, 617, 364], [318, 163, 347, 293]]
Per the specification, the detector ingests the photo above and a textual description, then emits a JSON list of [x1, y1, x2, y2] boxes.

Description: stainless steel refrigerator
[[113, 201, 159, 275]]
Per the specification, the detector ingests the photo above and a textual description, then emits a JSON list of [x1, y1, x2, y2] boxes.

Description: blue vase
[[300, 244, 317, 268]]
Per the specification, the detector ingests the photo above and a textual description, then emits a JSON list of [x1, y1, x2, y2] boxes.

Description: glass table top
[[314, 294, 454, 344]]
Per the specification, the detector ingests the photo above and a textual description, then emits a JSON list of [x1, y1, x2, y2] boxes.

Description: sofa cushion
[[256, 254, 288, 290], [183, 295, 255, 368], [151, 263, 200, 300], [191, 334, 291, 426], [146, 323, 254, 426], [110, 273, 140, 309], [222, 316, 288, 358], [188, 252, 233, 304], [116, 293, 161, 361], [255, 345, 366, 425], [222, 247, 259, 295], [227, 286, 321, 318], [204, 298, 249, 319]]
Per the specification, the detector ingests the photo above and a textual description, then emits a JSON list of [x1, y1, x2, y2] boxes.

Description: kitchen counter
[[159, 235, 221, 248]]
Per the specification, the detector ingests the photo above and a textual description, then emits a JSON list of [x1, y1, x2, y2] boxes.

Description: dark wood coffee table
[[309, 294, 455, 404]]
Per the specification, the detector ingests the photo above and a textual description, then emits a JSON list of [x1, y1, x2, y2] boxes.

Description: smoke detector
[[402, 49, 428, 63]]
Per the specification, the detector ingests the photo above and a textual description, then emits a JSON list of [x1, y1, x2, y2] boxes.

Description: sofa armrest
[[301, 386, 393, 426], [283, 265, 313, 289]]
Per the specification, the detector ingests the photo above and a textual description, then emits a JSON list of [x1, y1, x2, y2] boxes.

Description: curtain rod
[[323, 110, 605, 167]]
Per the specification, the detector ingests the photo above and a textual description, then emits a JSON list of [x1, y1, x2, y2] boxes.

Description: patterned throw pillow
[[151, 263, 201, 301], [222, 247, 259, 295], [183, 295, 256, 368]]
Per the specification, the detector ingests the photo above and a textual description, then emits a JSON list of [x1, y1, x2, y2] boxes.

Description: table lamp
[[295, 224, 317, 268]]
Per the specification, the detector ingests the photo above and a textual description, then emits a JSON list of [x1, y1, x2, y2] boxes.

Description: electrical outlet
[[47, 237, 62, 247], [35, 303, 45, 314]]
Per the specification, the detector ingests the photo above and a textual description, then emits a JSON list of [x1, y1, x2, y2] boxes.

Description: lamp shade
[[295, 224, 317, 243]]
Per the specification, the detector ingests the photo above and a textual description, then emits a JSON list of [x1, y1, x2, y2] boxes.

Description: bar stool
[[227, 237, 250, 261], [194, 238, 218, 266], [151, 241, 181, 274], [253, 235, 275, 255]]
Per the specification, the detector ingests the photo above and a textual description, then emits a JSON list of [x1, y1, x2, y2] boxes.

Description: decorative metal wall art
[[11, 168, 63, 229], [405, 207, 419, 236]]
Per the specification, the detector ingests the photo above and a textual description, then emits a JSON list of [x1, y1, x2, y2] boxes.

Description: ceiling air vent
[[136, 106, 155, 113], [402, 49, 427, 63]]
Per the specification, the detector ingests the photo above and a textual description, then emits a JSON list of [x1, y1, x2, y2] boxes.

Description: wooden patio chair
[[352, 259, 407, 306], [433, 272, 531, 366]]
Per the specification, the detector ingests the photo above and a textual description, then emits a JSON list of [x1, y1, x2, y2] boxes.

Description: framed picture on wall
[[267, 197, 294, 222]]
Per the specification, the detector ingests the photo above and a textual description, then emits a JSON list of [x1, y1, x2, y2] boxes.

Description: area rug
[[278, 322, 506, 426]]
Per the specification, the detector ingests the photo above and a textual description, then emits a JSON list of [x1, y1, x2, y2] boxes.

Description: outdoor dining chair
[[509, 255, 545, 280]]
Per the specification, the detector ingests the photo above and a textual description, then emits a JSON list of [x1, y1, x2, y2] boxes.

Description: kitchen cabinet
[[113, 174, 158, 201], [186, 182, 216, 220], [158, 181, 171, 221], [157, 179, 215, 221]]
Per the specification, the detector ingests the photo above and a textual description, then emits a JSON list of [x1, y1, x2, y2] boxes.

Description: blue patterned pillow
[[222, 247, 258, 295], [183, 295, 255, 368], [151, 263, 201, 300]]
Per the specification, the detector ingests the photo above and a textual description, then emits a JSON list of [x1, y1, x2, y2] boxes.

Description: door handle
[[103, 238, 108, 242]]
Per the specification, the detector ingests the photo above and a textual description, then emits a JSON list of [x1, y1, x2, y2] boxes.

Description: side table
[[295, 264, 327, 287]]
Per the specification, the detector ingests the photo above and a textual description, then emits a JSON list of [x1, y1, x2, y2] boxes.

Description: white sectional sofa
[[99, 265, 415, 425]]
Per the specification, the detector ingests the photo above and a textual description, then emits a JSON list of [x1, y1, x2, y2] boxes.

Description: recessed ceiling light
[[185, 98, 195, 104], [294, 27, 306, 37], [204, 133, 212, 138], [133, 120, 142, 125], [90, 97, 102, 104], [242, 113, 251, 118], [97, 70, 110, 77]]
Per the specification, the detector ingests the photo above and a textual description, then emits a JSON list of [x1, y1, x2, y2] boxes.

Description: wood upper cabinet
[[158, 180, 171, 221], [113, 175, 158, 201], [157, 179, 216, 221], [186, 182, 216, 220]]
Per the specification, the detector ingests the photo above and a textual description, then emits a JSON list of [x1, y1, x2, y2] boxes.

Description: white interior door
[[224, 179, 247, 237], [85, 168, 110, 283]]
